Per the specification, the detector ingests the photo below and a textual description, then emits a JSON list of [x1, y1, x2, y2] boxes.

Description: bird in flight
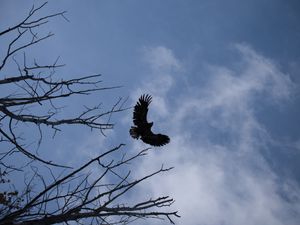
[[130, 94, 170, 146]]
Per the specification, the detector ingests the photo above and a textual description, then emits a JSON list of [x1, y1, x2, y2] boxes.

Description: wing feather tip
[[139, 94, 152, 105]]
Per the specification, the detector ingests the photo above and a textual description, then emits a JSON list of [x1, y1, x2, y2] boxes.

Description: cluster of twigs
[[0, 2, 179, 224], [0, 145, 179, 225], [0, 1, 125, 169]]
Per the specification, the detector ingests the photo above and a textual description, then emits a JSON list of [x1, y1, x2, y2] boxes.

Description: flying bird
[[129, 94, 170, 146]]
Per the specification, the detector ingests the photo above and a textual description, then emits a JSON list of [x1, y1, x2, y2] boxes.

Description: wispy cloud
[[142, 46, 182, 72], [130, 44, 300, 225], [132, 46, 182, 119]]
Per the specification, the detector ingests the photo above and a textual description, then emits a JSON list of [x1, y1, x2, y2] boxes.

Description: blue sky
[[1, 1, 300, 224]]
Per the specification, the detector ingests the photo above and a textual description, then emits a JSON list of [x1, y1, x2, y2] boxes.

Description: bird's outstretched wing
[[141, 132, 170, 147], [130, 94, 170, 147], [133, 94, 152, 126]]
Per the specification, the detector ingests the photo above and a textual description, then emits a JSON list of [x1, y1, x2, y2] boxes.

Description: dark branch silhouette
[[0, 2, 178, 224], [0, 145, 179, 225]]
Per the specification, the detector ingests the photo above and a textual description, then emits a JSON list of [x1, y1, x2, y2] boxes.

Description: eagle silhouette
[[129, 94, 170, 146]]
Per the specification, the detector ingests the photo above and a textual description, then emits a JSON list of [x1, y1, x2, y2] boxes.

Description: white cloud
[[132, 46, 181, 118], [131, 44, 300, 225], [142, 46, 182, 72]]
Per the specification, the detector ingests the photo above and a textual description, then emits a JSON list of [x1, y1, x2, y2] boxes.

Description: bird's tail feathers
[[129, 126, 139, 139]]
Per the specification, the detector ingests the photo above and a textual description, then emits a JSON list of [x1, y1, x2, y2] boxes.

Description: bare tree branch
[[0, 146, 179, 225], [0, 2, 178, 224]]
